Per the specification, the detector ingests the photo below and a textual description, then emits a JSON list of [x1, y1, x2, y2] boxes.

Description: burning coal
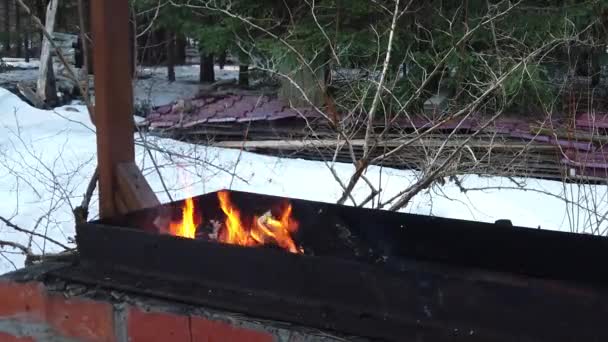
[[167, 190, 303, 254]]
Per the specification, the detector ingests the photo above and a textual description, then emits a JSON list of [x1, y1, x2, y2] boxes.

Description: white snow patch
[[0, 64, 237, 108], [134, 65, 238, 106], [0, 84, 607, 274], [2, 58, 41, 69], [134, 115, 146, 125]]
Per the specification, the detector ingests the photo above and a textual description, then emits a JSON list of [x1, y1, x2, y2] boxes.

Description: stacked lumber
[[143, 94, 608, 183]]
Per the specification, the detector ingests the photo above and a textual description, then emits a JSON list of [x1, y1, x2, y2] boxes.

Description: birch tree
[[36, 0, 59, 106]]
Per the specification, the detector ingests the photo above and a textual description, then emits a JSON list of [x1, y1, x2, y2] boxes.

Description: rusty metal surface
[[91, 0, 137, 218], [145, 94, 321, 129]]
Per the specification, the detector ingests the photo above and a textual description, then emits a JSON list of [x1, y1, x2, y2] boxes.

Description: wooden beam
[[115, 162, 161, 212], [91, 0, 155, 218], [212, 139, 564, 150], [114, 191, 129, 216]]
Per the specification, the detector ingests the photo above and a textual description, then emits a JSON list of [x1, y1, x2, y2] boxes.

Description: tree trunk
[[15, 0, 22, 57], [129, 8, 135, 77], [36, 0, 59, 106], [37, 0, 45, 44], [24, 29, 30, 62], [3, 0, 10, 55], [82, 0, 95, 75], [43, 57, 57, 102], [176, 35, 186, 65], [199, 52, 215, 83], [590, 47, 601, 87], [74, 36, 83, 68], [167, 32, 175, 82], [218, 51, 226, 70], [131, 13, 137, 78], [238, 64, 249, 87], [86, 41, 94, 74]]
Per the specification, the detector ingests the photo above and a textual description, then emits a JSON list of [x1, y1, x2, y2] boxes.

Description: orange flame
[[218, 191, 301, 254], [217, 190, 251, 246], [169, 191, 302, 254], [251, 203, 300, 253], [169, 197, 197, 239]]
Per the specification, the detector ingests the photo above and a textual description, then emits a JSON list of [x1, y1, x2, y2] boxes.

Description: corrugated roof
[[145, 94, 322, 128]]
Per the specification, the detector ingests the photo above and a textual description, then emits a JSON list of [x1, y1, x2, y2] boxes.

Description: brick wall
[[0, 279, 341, 342]]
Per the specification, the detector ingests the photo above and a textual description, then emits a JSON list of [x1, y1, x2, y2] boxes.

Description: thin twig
[[229, 122, 250, 189], [137, 127, 174, 202], [0, 215, 72, 250], [74, 168, 99, 224]]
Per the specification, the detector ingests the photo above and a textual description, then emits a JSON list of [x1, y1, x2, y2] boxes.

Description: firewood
[[195, 220, 221, 241]]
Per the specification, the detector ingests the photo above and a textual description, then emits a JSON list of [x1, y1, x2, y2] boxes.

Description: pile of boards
[[143, 93, 608, 183]]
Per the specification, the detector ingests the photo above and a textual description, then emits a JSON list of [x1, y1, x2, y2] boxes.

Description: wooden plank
[[115, 162, 160, 213], [114, 190, 129, 215], [531, 125, 608, 144], [212, 139, 563, 150], [91, 0, 138, 218], [240, 146, 568, 180]]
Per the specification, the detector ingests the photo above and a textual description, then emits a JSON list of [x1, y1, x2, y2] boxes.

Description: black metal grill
[[53, 190, 608, 341]]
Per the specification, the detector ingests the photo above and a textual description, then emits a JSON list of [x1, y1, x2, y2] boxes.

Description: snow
[[0, 68, 40, 85], [2, 58, 40, 69], [134, 65, 239, 106], [1, 62, 237, 108], [0, 88, 96, 271], [134, 115, 146, 125], [1, 64, 607, 274]]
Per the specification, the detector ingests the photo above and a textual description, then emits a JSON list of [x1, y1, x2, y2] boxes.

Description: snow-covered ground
[[0, 62, 237, 108], [135, 65, 238, 106], [2, 58, 41, 69], [0, 62, 607, 274]]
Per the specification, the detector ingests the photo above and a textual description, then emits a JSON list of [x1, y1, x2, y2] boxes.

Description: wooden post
[[91, 0, 158, 218]]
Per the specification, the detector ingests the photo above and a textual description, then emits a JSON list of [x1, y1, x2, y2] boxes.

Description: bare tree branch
[[0, 215, 72, 250]]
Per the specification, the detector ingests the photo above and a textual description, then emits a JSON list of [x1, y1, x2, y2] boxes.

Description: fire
[[251, 205, 300, 253], [218, 190, 301, 253], [169, 197, 197, 239], [168, 191, 302, 254], [217, 191, 251, 246]]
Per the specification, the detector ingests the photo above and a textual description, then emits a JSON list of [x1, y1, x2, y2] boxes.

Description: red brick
[[0, 332, 35, 342], [0, 281, 45, 320], [0, 281, 114, 342], [45, 294, 115, 342], [128, 307, 191, 342], [190, 316, 274, 342]]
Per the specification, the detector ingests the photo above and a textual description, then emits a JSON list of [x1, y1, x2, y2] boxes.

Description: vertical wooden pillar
[[91, 0, 135, 218], [91, 0, 160, 219]]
